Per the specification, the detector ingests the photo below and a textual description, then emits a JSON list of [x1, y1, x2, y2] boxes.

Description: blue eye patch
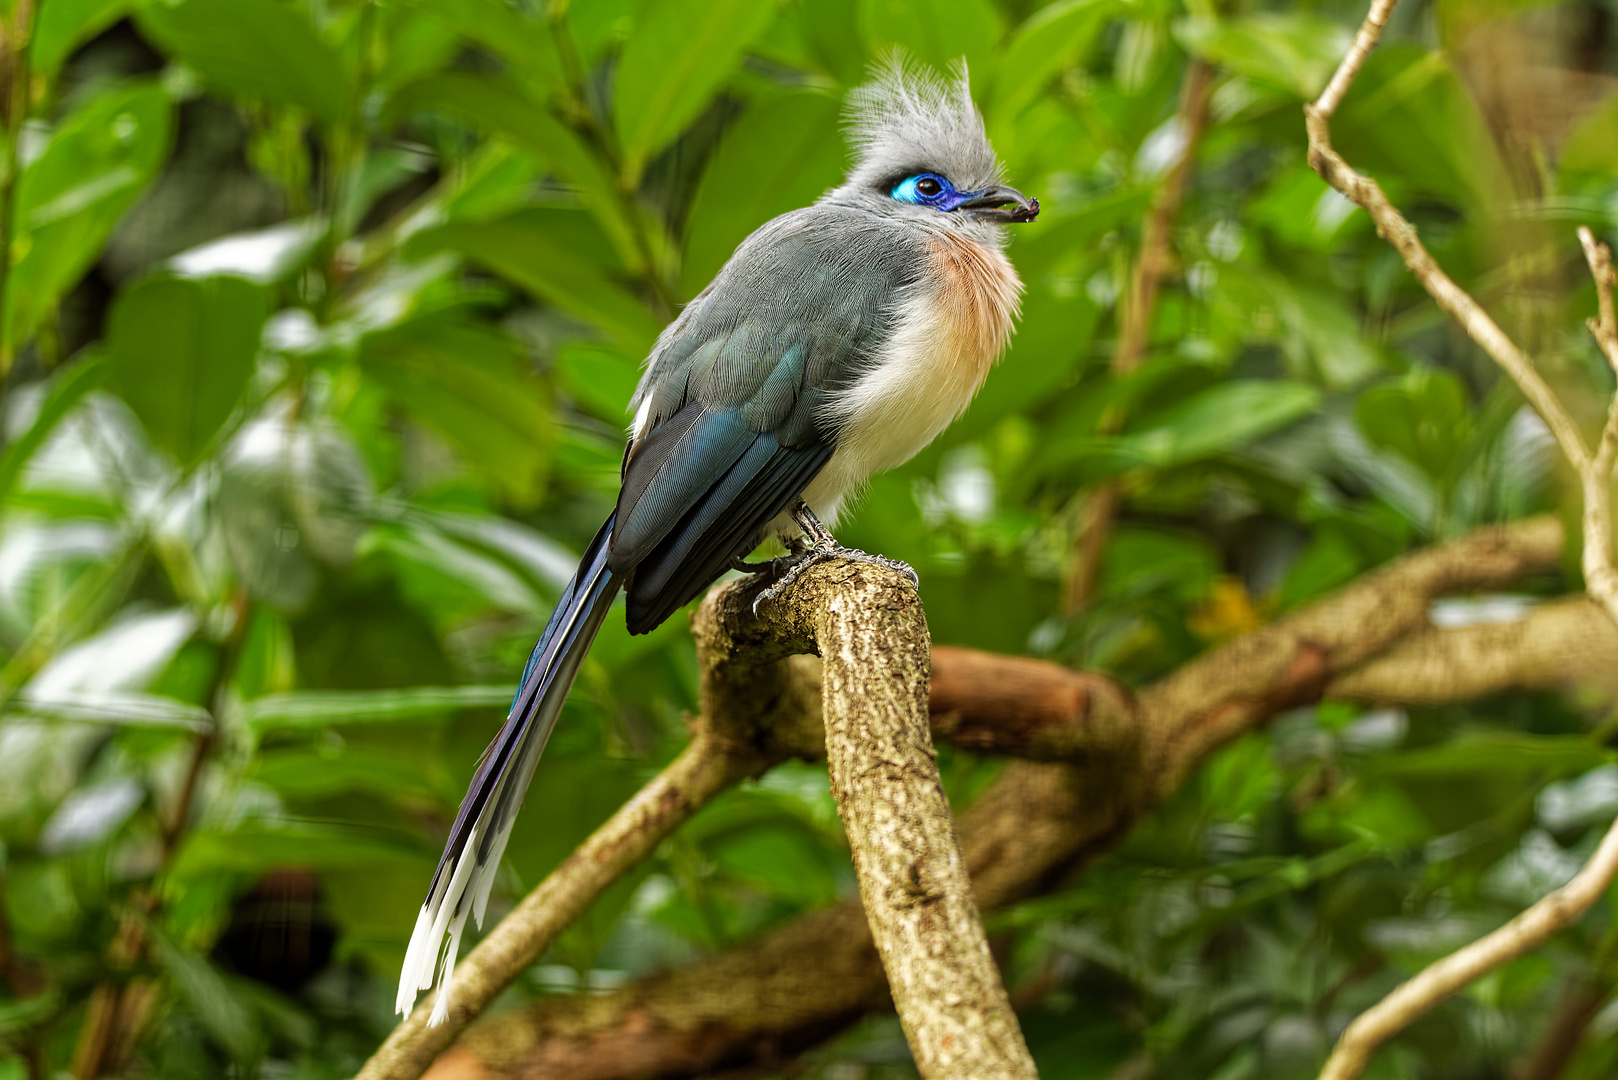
[[890, 173, 963, 209]]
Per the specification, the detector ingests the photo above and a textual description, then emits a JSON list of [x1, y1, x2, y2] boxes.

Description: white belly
[[774, 231, 1021, 535]]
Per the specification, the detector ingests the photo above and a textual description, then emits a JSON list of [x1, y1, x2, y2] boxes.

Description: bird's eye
[[890, 173, 954, 206]]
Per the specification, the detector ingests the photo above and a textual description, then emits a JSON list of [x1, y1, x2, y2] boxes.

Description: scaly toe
[[824, 546, 919, 590], [750, 550, 830, 615]]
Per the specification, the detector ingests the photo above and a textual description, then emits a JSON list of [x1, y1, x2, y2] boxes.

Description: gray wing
[[608, 205, 925, 633]]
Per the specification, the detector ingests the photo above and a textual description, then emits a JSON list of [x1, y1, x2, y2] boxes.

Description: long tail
[[397, 513, 621, 1023]]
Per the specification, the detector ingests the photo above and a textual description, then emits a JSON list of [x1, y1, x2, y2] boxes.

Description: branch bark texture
[[368, 559, 1034, 1080], [748, 563, 1037, 1078], [454, 517, 1575, 1079], [362, 536, 850, 1080]]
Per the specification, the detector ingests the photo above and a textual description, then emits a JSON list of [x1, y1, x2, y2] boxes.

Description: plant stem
[[1063, 57, 1215, 614], [0, 0, 34, 377]]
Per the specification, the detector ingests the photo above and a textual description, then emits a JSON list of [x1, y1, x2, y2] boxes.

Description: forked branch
[[1306, 2, 1618, 1077]]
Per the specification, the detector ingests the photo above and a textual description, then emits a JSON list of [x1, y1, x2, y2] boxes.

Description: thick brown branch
[[372, 560, 1035, 1080], [1329, 597, 1618, 703], [457, 517, 1569, 1079], [746, 563, 1036, 1077]]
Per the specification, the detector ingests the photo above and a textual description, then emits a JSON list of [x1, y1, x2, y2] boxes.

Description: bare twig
[[1064, 58, 1215, 613], [1305, 2, 1618, 1077], [1319, 821, 1618, 1080], [0, 0, 34, 376], [1576, 228, 1618, 613], [354, 662, 800, 1080], [1313, 0, 1398, 118]]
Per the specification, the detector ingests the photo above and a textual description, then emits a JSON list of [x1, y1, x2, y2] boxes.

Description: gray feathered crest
[[839, 57, 1004, 194]]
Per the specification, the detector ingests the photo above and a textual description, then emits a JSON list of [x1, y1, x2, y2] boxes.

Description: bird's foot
[[749, 505, 918, 616]]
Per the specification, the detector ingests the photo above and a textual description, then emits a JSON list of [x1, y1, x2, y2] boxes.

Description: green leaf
[[243, 684, 511, 732], [563, 0, 637, 66], [1563, 89, 1618, 172], [858, 0, 1005, 83], [1118, 380, 1321, 468], [154, 931, 262, 1063], [168, 218, 326, 284], [414, 215, 664, 353], [1356, 367, 1471, 480], [991, 0, 1119, 122], [0, 988, 62, 1035], [1177, 12, 1352, 98], [366, 518, 547, 616], [7, 80, 172, 350], [554, 342, 641, 425], [138, 0, 349, 125], [681, 91, 844, 298], [391, 0, 560, 94], [0, 356, 103, 506], [104, 274, 268, 465], [1013, 186, 1152, 277], [32, 0, 136, 75], [1212, 269, 1384, 389], [955, 287, 1099, 438], [385, 72, 639, 267], [1369, 735, 1607, 779], [358, 317, 555, 503], [251, 747, 443, 799], [171, 821, 426, 879], [217, 416, 373, 610], [613, 0, 776, 183], [14, 689, 211, 730], [797, 0, 866, 84], [1276, 530, 1365, 609]]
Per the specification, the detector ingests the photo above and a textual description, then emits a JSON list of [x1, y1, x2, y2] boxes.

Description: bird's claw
[[748, 543, 919, 616]]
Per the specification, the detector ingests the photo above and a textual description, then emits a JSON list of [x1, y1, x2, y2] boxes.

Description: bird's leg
[[751, 503, 918, 615]]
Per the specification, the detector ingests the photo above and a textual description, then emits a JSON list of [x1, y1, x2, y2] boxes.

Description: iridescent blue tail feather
[[396, 514, 620, 1024]]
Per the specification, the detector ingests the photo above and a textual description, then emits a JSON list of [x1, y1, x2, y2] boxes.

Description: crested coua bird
[[397, 61, 1038, 1024]]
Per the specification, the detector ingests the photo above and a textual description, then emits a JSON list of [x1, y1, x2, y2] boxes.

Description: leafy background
[[0, 0, 1614, 1076]]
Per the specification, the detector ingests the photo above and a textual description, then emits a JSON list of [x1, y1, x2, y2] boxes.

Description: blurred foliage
[[0, 0, 1613, 1077]]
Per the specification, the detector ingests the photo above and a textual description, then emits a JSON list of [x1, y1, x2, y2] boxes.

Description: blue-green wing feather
[[608, 206, 925, 633]]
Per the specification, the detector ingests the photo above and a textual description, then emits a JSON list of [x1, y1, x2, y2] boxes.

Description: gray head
[[823, 58, 1038, 241]]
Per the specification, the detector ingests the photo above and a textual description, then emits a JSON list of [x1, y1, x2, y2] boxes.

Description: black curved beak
[[956, 184, 1039, 223]]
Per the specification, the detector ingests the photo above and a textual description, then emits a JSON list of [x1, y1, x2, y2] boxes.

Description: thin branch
[[1305, 108, 1589, 476], [1319, 818, 1618, 1080], [0, 0, 35, 376], [70, 598, 252, 1077], [1305, 2, 1618, 1077], [1577, 228, 1618, 633], [1578, 227, 1618, 380], [354, 654, 805, 1080], [1064, 58, 1215, 613], [1313, 0, 1398, 118]]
